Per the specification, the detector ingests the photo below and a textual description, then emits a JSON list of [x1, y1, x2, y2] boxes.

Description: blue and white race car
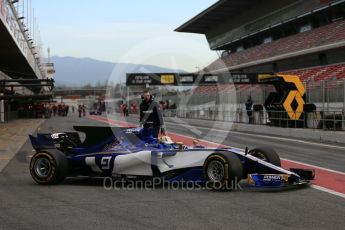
[[29, 126, 314, 190]]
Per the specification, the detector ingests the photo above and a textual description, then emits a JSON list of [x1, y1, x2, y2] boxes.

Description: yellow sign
[[161, 75, 175, 84], [258, 74, 273, 80], [283, 90, 304, 120], [277, 74, 306, 120]]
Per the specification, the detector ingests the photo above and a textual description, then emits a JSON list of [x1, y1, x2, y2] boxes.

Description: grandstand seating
[[207, 19, 345, 71], [282, 62, 345, 82], [186, 62, 345, 105], [189, 85, 235, 94], [186, 57, 345, 107]]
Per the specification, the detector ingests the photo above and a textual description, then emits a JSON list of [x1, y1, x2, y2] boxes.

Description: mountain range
[[51, 56, 184, 86]]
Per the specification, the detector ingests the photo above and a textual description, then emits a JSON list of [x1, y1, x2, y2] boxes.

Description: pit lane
[[0, 114, 344, 230], [95, 114, 345, 196]]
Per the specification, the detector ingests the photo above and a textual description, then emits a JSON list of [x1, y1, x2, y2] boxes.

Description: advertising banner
[[126, 73, 273, 86]]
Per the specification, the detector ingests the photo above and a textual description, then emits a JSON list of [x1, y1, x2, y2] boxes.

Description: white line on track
[[92, 116, 345, 199], [104, 118, 345, 175], [281, 158, 345, 176], [172, 127, 345, 199], [311, 185, 345, 199], [101, 116, 345, 174], [174, 132, 345, 175], [163, 120, 345, 150]]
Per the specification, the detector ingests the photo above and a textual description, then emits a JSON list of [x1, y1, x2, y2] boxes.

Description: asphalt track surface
[[106, 114, 345, 173], [0, 114, 344, 230], [97, 114, 345, 195]]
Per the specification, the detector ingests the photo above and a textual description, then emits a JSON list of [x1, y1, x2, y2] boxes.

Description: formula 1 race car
[[89, 109, 102, 115], [29, 126, 315, 190]]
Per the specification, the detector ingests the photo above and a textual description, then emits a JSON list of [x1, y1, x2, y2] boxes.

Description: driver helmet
[[160, 136, 174, 145]]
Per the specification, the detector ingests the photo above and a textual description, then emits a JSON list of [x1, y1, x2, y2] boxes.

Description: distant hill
[[51, 56, 184, 86]]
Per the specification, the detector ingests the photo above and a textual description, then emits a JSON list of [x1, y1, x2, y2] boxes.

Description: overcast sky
[[31, 0, 218, 72]]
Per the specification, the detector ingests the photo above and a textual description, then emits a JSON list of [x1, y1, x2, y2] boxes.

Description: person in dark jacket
[[140, 90, 166, 138], [245, 96, 253, 124]]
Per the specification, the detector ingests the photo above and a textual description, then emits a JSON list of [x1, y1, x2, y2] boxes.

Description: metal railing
[[177, 79, 345, 111], [163, 109, 345, 131]]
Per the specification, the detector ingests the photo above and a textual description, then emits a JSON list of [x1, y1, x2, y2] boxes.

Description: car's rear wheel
[[30, 150, 68, 185], [203, 153, 243, 190]]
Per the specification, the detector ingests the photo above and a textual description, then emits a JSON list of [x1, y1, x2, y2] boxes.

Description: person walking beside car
[[140, 90, 166, 138], [53, 104, 57, 116], [78, 105, 82, 118], [82, 104, 86, 116], [123, 104, 129, 117], [245, 96, 253, 124]]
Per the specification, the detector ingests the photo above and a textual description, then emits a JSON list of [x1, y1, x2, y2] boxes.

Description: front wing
[[248, 168, 315, 187]]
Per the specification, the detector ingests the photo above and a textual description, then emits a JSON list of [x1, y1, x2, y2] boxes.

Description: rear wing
[[73, 126, 136, 147], [29, 134, 55, 150]]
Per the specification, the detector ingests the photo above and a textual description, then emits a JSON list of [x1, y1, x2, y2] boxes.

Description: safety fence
[[305, 79, 345, 110], [116, 80, 345, 131], [179, 79, 345, 111], [163, 109, 345, 131]]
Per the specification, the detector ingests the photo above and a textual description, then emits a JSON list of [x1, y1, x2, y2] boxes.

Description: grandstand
[[176, 0, 345, 111], [283, 62, 345, 82], [206, 19, 345, 73]]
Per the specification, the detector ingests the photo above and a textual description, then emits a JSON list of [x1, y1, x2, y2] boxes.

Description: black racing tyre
[[203, 153, 243, 191], [248, 147, 281, 167], [29, 150, 68, 185]]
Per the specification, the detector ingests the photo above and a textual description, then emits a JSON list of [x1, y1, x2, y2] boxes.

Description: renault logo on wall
[[277, 74, 306, 120]]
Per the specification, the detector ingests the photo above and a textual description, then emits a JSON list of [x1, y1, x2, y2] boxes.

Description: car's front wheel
[[248, 147, 281, 166], [29, 150, 68, 185], [203, 153, 243, 190]]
